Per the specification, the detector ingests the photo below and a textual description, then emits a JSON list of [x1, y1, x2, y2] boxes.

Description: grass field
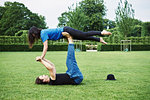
[[0, 51, 150, 100]]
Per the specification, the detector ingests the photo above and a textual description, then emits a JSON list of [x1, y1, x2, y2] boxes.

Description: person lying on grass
[[35, 36, 83, 85], [28, 26, 112, 60]]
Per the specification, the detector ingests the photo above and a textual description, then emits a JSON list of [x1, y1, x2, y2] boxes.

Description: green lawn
[[0, 51, 150, 100]]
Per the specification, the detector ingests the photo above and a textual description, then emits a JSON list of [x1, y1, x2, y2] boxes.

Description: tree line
[[0, 0, 150, 38], [58, 0, 150, 38], [0, 1, 47, 36]]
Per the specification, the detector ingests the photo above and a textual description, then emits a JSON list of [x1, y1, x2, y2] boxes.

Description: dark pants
[[63, 26, 102, 42]]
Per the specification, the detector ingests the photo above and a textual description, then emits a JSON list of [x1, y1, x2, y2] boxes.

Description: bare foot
[[62, 32, 71, 38], [62, 32, 73, 43], [101, 30, 112, 35], [100, 37, 107, 44]]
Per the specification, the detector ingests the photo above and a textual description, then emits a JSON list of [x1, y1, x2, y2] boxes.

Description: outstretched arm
[[36, 57, 56, 80], [41, 40, 48, 59]]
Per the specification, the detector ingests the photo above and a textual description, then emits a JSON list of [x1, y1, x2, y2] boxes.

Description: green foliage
[[115, 0, 135, 38], [58, 12, 68, 27], [133, 19, 142, 25], [0, 6, 6, 20], [98, 44, 150, 51], [99, 44, 120, 51], [0, 36, 27, 45], [103, 19, 116, 29], [107, 27, 119, 36], [67, 6, 88, 31], [0, 44, 86, 51], [0, 44, 67, 51], [128, 36, 150, 44], [0, 1, 47, 36], [0, 35, 150, 51], [58, 5, 88, 31], [142, 22, 150, 36], [58, 0, 106, 31], [107, 27, 124, 44], [78, 0, 106, 31], [130, 19, 142, 37], [131, 25, 142, 37], [15, 30, 28, 37], [132, 45, 150, 51], [1, 36, 150, 46]]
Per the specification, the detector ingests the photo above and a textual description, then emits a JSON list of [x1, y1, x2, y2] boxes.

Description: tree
[[68, 5, 89, 31], [130, 19, 142, 37], [142, 22, 150, 36], [0, 6, 6, 20], [0, 1, 47, 36], [103, 19, 116, 29], [79, 0, 106, 31], [115, 0, 135, 39], [58, 0, 106, 31], [58, 5, 88, 31], [131, 25, 142, 37]]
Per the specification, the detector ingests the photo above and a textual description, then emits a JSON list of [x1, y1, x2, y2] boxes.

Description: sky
[[0, 0, 150, 28]]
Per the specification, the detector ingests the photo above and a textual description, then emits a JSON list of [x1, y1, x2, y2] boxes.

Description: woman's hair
[[28, 26, 41, 48], [35, 77, 48, 85]]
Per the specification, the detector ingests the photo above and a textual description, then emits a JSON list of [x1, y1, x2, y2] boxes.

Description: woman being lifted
[[28, 26, 112, 59]]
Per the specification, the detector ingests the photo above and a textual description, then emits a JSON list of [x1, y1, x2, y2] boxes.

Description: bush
[[97, 44, 150, 51], [0, 36, 150, 45], [132, 45, 150, 51], [100, 44, 120, 51], [0, 44, 86, 51], [131, 25, 142, 37], [15, 30, 28, 36], [0, 44, 67, 51], [142, 22, 150, 36]]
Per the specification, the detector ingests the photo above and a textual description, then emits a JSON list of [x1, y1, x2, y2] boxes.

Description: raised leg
[[65, 37, 83, 84]]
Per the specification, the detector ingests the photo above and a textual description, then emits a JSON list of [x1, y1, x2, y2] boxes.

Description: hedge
[[98, 44, 150, 51], [132, 45, 150, 51], [0, 44, 86, 51], [0, 36, 150, 45], [0, 44, 150, 51], [0, 45, 66, 51]]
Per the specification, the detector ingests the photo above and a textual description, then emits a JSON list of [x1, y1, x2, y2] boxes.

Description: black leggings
[[63, 26, 102, 42]]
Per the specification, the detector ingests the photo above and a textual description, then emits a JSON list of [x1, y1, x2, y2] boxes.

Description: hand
[[36, 56, 41, 61]]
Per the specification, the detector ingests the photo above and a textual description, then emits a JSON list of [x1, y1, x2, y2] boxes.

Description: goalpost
[[74, 40, 82, 52], [121, 40, 131, 51]]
